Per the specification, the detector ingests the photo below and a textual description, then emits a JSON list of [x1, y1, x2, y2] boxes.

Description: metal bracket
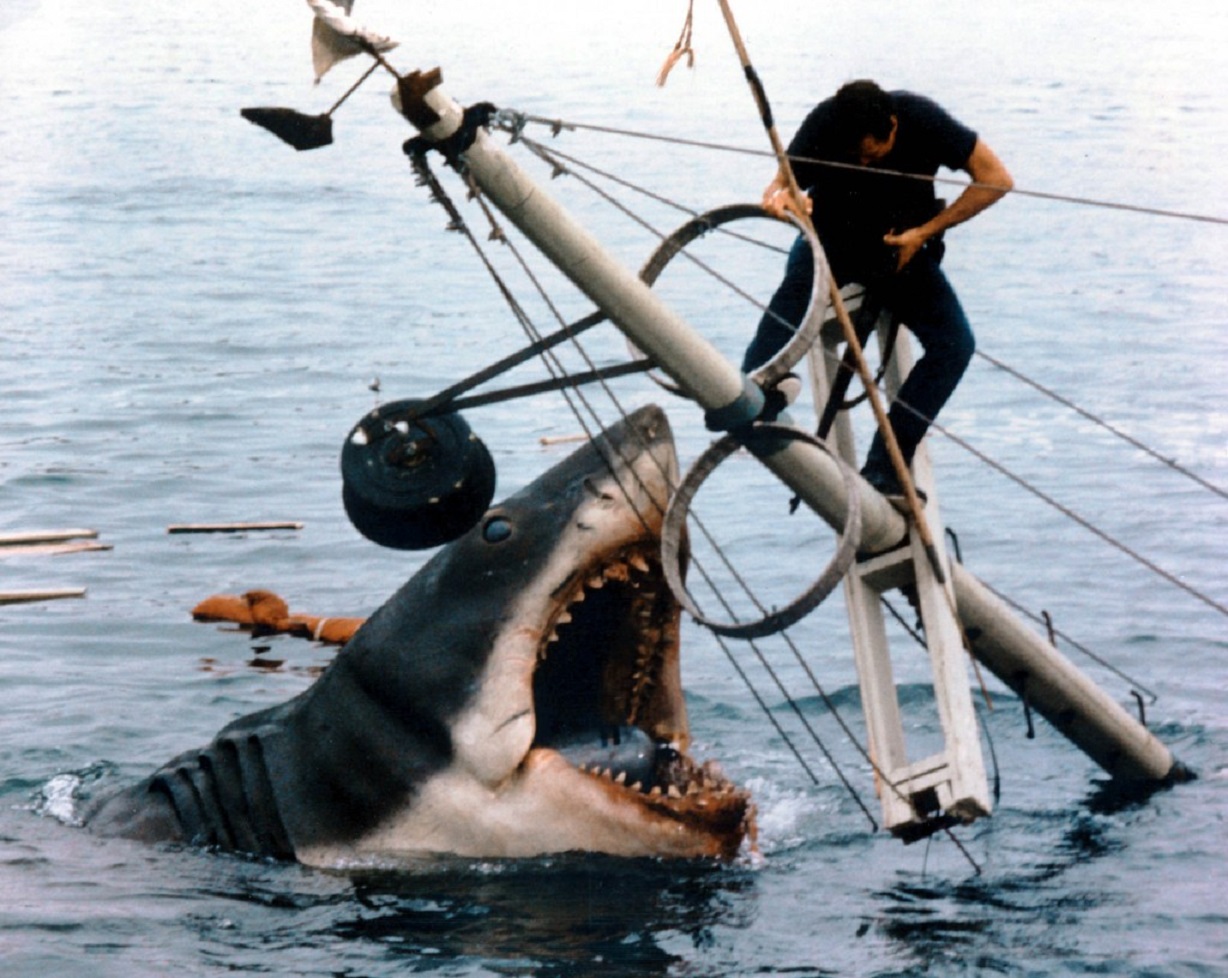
[[396, 67, 445, 129]]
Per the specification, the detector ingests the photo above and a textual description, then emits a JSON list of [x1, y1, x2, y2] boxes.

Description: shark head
[[295, 404, 753, 863], [85, 405, 753, 864]]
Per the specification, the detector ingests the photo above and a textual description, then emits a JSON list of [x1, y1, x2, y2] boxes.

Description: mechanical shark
[[86, 405, 754, 863]]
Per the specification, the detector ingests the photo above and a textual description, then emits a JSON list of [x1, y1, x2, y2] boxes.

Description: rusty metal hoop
[[630, 203, 829, 394], [660, 423, 861, 639]]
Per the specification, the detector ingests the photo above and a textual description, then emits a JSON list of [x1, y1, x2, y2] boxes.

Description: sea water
[[1, 1, 1225, 975]]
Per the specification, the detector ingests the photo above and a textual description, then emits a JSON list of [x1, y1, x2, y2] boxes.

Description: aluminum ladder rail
[[807, 294, 990, 836]]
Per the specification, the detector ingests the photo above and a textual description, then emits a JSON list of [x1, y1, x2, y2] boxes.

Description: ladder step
[[887, 753, 953, 796]]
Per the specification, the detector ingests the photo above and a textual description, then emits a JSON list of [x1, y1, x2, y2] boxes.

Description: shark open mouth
[[529, 539, 753, 852]]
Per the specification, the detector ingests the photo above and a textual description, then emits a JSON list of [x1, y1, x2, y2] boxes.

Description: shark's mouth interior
[[529, 541, 751, 838]]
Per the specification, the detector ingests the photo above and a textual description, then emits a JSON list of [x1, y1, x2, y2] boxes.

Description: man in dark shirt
[[744, 80, 1012, 498]]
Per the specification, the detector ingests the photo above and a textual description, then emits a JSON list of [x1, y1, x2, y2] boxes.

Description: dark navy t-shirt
[[788, 91, 977, 280]]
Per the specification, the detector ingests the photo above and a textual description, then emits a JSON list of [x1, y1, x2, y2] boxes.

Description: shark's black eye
[[483, 516, 512, 543]]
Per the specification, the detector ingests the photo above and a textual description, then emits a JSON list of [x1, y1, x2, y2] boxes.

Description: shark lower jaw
[[525, 539, 755, 859]]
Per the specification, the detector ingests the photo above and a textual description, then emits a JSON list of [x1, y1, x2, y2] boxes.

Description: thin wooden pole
[[0, 529, 98, 546], [166, 522, 303, 534], [715, 0, 945, 582]]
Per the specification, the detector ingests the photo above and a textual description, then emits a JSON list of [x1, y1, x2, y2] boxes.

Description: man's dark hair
[[830, 80, 896, 157]]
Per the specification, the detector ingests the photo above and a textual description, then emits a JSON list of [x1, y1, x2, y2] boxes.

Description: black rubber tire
[[341, 399, 496, 550]]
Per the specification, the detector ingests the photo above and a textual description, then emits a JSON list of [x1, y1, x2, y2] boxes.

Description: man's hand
[[882, 138, 1012, 272], [762, 168, 813, 221], [883, 226, 928, 270]]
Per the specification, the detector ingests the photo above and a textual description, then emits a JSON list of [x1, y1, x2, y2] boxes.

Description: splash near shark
[[86, 407, 756, 863]]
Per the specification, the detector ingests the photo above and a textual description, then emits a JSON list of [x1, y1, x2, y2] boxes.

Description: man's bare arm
[[884, 138, 1013, 269]]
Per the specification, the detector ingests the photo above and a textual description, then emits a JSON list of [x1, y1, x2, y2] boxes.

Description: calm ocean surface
[[2, 1, 1225, 975]]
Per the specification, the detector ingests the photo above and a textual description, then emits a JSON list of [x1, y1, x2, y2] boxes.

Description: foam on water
[[35, 773, 84, 826]]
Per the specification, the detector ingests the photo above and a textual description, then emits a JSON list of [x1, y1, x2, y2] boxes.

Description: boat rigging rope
[[893, 396, 1228, 619], [512, 115, 1228, 228], [655, 0, 695, 87], [494, 113, 1228, 687], [510, 120, 1228, 514], [975, 349, 1228, 503], [979, 580, 1159, 702], [514, 128, 1228, 507], [402, 140, 657, 416], [404, 134, 649, 535]]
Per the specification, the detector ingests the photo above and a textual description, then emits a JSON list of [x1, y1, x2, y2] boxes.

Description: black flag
[[240, 107, 333, 151]]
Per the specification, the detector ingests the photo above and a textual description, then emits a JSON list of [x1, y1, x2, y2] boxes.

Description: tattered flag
[[306, 0, 399, 83]]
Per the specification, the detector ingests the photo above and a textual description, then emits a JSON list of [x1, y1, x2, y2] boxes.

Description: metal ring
[[660, 423, 862, 639], [630, 203, 830, 396]]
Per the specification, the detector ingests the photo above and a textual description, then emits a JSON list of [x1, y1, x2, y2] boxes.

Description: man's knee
[[950, 321, 975, 369]]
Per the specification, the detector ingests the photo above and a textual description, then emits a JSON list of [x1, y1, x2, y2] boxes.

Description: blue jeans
[[743, 234, 975, 471]]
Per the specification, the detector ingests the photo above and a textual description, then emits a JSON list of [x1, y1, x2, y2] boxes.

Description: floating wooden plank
[[0, 588, 87, 606], [538, 434, 587, 446], [0, 541, 112, 558], [0, 528, 99, 547], [167, 521, 304, 534]]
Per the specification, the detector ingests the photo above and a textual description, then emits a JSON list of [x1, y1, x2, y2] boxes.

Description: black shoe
[[860, 464, 928, 506]]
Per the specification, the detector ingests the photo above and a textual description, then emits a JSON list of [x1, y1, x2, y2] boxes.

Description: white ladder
[[808, 286, 991, 838]]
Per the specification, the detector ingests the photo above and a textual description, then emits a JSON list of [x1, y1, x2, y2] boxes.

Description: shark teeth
[[603, 562, 631, 583], [538, 546, 668, 728], [533, 541, 752, 814], [573, 743, 746, 811]]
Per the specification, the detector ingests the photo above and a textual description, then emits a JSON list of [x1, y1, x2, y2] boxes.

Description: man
[[744, 80, 1012, 498]]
